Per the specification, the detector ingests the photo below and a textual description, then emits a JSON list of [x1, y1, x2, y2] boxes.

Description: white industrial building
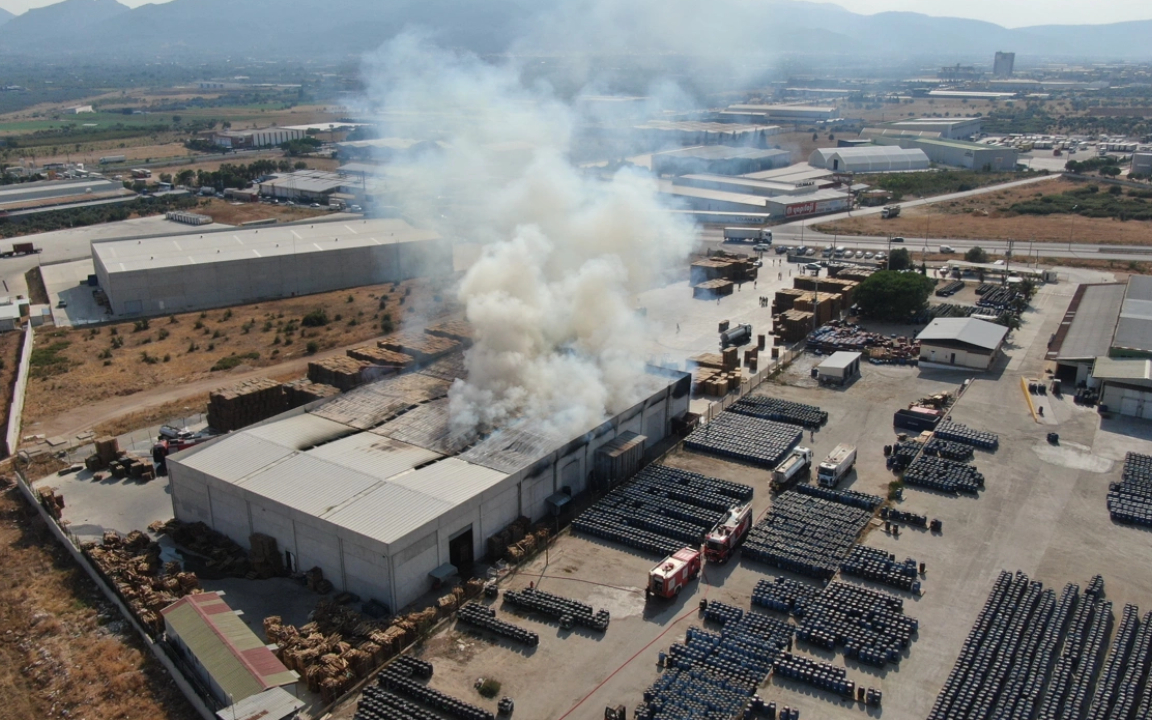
[[213, 127, 306, 149], [1133, 153, 1152, 177], [917, 317, 1008, 370], [885, 118, 983, 140], [808, 146, 930, 173], [92, 218, 449, 317], [660, 181, 849, 219], [719, 104, 839, 123], [257, 170, 346, 203], [168, 360, 691, 612], [912, 139, 1018, 171], [651, 146, 792, 176], [633, 121, 782, 149]]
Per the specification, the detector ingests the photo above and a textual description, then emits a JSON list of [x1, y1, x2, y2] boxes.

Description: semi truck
[[817, 444, 857, 488], [772, 447, 813, 491], [646, 547, 702, 599], [724, 227, 773, 244], [881, 205, 901, 219], [704, 503, 753, 564]]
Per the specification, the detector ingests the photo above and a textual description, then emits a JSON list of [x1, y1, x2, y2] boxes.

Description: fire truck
[[646, 547, 702, 599], [703, 503, 753, 564]]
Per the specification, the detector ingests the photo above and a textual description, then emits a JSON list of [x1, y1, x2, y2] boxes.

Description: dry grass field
[[24, 276, 460, 428], [0, 478, 197, 720], [193, 197, 329, 225], [817, 177, 1152, 246]]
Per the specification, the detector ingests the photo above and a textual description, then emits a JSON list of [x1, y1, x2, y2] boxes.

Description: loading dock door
[[449, 526, 474, 574]]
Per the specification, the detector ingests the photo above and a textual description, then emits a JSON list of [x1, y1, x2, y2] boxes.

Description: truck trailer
[[817, 444, 857, 488], [881, 205, 901, 219], [772, 447, 813, 491], [724, 227, 773, 244], [647, 547, 702, 599]]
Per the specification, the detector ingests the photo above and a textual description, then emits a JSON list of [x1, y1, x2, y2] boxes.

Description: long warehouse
[[168, 357, 691, 612], [92, 218, 450, 316]]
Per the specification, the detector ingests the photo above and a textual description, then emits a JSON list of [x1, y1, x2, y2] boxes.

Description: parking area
[[331, 272, 1152, 720]]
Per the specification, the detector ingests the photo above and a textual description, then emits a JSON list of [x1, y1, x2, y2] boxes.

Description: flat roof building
[[92, 218, 449, 317], [719, 105, 839, 123], [257, 170, 346, 202], [213, 127, 306, 150], [651, 146, 791, 177], [912, 138, 1018, 171], [885, 117, 983, 140], [808, 146, 930, 173], [633, 121, 782, 150], [168, 358, 691, 612], [1094, 357, 1152, 420], [1113, 275, 1152, 359], [1047, 283, 1127, 385], [917, 317, 1008, 371]]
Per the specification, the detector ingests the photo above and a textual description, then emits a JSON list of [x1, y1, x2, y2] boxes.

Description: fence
[[697, 345, 800, 424], [11, 466, 217, 720], [4, 323, 34, 457]]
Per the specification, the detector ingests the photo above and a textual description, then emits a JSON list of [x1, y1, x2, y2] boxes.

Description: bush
[[133, 318, 150, 332], [140, 351, 159, 365], [30, 341, 72, 377], [158, 328, 170, 340], [302, 309, 329, 327], [211, 352, 260, 371], [306, 340, 319, 355], [965, 247, 989, 264], [477, 679, 501, 699], [888, 248, 913, 271]]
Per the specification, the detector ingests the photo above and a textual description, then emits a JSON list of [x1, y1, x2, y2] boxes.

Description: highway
[[699, 173, 1152, 262]]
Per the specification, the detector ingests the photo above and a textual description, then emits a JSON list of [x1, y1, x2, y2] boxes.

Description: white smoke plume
[[358, 33, 698, 440]]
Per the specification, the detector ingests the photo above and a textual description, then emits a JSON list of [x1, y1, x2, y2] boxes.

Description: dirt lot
[[0, 478, 197, 720], [23, 276, 459, 429], [817, 176, 1152, 246], [193, 197, 330, 225]]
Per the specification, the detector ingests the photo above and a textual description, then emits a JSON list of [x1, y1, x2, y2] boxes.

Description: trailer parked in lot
[[817, 444, 857, 488]]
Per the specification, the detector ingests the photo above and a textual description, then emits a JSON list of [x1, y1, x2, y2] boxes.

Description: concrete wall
[[919, 343, 994, 370], [102, 239, 450, 316], [4, 323, 33, 457], [1102, 383, 1152, 419]]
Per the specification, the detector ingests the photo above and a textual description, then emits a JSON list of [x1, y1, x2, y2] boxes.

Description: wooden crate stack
[[777, 309, 816, 342], [207, 378, 287, 432], [346, 345, 415, 369], [425, 320, 474, 346], [793, 291, 841, 326], [307, 357, 371, 392], [283, 379, 341, 409], [378, 333, 460, 364]]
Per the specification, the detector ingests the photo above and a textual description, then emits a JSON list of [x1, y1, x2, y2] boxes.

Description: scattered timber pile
[[308, 357, 373, 392], [379, 333, 460, 364], [37, 487, 64, 520], [425, 320, 474, 346], [284, 379, 341, 408], [83, 437, 155, 480], [207, 377, 288, 432], [487, 516, 552, 565], [83, 529, 201, 636], [806, 321, 920, 362], [265, 579, 486, 705], [150, 519, 251, 579]]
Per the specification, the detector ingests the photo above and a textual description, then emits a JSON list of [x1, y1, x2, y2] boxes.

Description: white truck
[[880, 205, 901, 219], [724, 227, 773, 244], [817, 444, 857, 488], [772, 447, 813, 491]]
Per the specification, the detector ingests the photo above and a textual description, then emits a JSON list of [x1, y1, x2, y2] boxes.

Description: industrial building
[[632, 121, 781, 149], [1112, 275, 1152, 359], [673, 173, 827, 197], [660, 181, 849, 219], [257, 170, 346, 203], [0, 177, 134, 214], [718, 105, 839, 124], [91, 218, 448, 317], [993, 51, 1016, 78], [1133, 153, 1152, 177], [161, 592, 298, 706], [916, 317, 1008, 370], [1048, 283, 1127, 385], [651, 146, 791, 176], [911, 138, 1018, 171], [212, 127, 306, 150], [1093, 357, 1152, 419], [808, 146, 930, 173], [884, 117, 983, 140], [167, 359, 691, 612]]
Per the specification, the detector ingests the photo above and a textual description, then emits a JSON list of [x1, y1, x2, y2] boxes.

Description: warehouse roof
[[1050, 283, 1126, 361], [1093, 356, 1152, 383], [658, 181, 770, 207], [890, 118, 981, 128], [635, 120, 782, 134], [913, 138, 1004, 151], [917, 318, 1008, 351], [809, 146, 930, 172], [217, 688, 304, 720], [818, 351, 862, 371], [654, 146, 791, 161], [741, 166, 833, 183], [675, 174, 807, 195], [91, 218, 441, 274], [258, 170, 345, 194], [162, 592, 296, 702], [1113, 276, 1152, 355]]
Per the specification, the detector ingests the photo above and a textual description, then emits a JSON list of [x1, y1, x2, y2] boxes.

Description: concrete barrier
[[12, 469, 216, 720], [5, 323, 34, 457]]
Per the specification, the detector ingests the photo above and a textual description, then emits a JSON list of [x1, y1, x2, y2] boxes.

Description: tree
[[854, 271, 935, 321], [965, 246, 989, 264], [1101, 165, 1122, 177], [888, 248, 913, 271], [176, 169, 195, 186]]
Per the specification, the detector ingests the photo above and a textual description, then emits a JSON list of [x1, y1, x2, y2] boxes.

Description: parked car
[[864, 251, 875, 259]]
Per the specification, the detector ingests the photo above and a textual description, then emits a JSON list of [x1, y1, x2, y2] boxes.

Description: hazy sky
[[1, 0, 1150, 27]]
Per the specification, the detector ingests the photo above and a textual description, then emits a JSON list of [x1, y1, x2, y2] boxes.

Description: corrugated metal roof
[[371, 398, 472, 455], [239, 454, 385, 517], [1114, 276, 1152, 354], [307, 433, 442, 480], [177, 434, 296, 483], [917, 317, 1008, 351], [162, 593, 296, 703], [313, 372, 452, 429], [1054, 283, 1126, 360], [818, 351, 862, 371], [325, 481, 454, 545], [217, 687, 304, 720], [460, 426, 564, 474], [1093, 356, 1152, 381], [246, 413, 355, 449], [389, 458, 508, 505]]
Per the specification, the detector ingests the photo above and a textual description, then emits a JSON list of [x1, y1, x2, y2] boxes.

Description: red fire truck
[[646, 547, 702, 599], [703, 503, 753, 564]]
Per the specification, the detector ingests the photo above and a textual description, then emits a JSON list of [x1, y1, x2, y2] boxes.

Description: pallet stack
[[307, 357, 372, 392], [207, 378, 288, 432], [378, 333, 460, 364], [793, 291, 841, 326], [248, 533, 284, 579], [346, 345, 415, 369], [774, 288, 808, 313], [283, 379, 341, 408], [777, 309, 816, 342], [425, 320, 474, 346], [793, 277, 859, 306]]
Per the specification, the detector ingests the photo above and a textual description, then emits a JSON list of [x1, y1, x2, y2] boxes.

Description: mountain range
[[0, 6, 12, 26], [0, 0, 1150, 61]]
